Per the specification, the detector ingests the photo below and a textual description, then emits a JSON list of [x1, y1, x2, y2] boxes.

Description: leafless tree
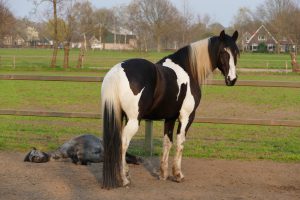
[[32, 0, 63, 67], [127, 0, 180, 52], [0, 0, 15, 46], [71, 1, 94, 68], [93, 8, 114, 50], [59, 0, 78, 68]]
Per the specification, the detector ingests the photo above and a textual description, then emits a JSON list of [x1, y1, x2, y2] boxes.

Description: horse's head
[[215, 30, 239, 86], [24, 147, 50, 163]]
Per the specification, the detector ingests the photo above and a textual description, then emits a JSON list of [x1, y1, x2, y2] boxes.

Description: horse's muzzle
[[225, 76, 238, 86]]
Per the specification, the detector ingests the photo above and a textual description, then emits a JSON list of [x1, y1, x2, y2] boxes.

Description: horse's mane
[[156, 37, 213, 86], [189, 38, 213, 85]]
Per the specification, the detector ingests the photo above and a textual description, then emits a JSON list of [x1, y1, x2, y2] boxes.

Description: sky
[[8, 0, 263, 27]]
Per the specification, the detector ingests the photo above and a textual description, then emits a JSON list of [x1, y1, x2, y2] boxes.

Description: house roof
[[279, 38, 294, 45], [247, 25, 278, 44]]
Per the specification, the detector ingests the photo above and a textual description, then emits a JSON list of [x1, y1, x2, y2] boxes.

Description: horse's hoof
[[158, 175, 168, 181], [172, 174, 185, 183], [122, 179, 131, 187]]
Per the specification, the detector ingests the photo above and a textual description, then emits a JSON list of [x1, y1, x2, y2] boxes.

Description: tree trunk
[[77, 34, 86, 68], [77, 42, 84, 68], [156, 35, 161, 52], [63, 42, 70, 68], [51, 42, 58, 68], [50, 0, 58, 68]]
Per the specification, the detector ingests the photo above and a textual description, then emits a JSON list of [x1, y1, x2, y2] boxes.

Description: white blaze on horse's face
[[224, 48, 237, 81]]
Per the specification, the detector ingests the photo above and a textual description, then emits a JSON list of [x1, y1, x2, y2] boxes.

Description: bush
[[258, 43, 268, 53]]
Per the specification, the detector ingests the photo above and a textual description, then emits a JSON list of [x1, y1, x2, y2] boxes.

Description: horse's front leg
[[172, 111, 195, 182], [159, 119, 175, 180]]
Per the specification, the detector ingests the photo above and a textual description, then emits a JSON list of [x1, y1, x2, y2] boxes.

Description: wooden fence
[[0, 74, 300, 88], [1, 75, 300, 155]]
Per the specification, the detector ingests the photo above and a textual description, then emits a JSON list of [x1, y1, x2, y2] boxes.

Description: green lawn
[[0, 115, 299, 162], [0, 48, 171, 70], [0, 48, 295, 70], [238, 53, 291, 69], [0, 80, 299, 120]]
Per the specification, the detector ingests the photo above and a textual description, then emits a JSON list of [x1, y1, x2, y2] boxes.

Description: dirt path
[[0, 152, 299, 200]]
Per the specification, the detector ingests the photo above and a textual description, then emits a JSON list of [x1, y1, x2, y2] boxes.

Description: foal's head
[[24, 147, 50, 163], [213, 30, 239, 86]]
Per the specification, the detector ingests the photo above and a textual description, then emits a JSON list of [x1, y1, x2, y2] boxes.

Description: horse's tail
[[101, 69, 123, 189]]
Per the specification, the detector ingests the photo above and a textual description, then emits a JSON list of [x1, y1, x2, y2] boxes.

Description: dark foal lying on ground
[[24, 134, 142, 165]]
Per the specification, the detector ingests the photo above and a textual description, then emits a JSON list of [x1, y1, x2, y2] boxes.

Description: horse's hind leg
[[121, 118, 139, 186], [160, 119, 175, 180], [172, 111, 195, 182]]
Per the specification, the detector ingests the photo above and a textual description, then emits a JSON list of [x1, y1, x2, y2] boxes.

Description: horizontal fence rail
[[1, 74, 299, 155], [0, 75, 299, 88], [1, 109, 299, 128]]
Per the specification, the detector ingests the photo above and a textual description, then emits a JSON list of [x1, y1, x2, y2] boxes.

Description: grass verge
[[0, 115, 299, 162]]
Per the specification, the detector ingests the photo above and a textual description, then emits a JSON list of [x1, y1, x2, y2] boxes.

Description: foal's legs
[[160, 119, 176, 180], [121, 118, 139, 186], [172, 111, 195, 182]]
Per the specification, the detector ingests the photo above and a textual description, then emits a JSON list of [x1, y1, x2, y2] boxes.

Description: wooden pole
[[145, 120, 153, 156], [13, 56, 16, 69]]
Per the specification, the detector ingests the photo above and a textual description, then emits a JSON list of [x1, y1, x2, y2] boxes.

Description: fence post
[[13, 56, 16, 69], [145, 120, 153, 156]]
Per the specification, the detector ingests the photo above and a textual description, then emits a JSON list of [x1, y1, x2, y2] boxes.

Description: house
[[244, 25, 278, 52], [278, 38, 295, 53], [242, 25, 296, 53], [89, 36, 103, 50], [25, 26, 39, 46], [2, 35, 25, 47], [89, 28, 137, 50]]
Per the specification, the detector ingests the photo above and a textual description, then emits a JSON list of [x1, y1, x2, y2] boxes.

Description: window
[[267, 44, 275, 52], [258, 35, 266, 41], [252, 43, 258, 51]]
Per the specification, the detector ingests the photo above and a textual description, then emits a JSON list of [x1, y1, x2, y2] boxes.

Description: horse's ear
[[232, 31, 239, 42], [219, 30, 226, 41]]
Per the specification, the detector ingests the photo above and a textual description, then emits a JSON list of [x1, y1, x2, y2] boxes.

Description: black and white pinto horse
[[101, 30, 239, 188]]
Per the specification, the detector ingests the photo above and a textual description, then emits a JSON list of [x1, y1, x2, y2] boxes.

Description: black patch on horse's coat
[[164, 119, 176, 142], [121, 59, 157, 96]]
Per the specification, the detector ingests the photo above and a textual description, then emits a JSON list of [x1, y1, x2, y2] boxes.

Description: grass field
[[0, 115, 299, 162], [0, 79, 299, 162], [0, 48, 294, 70], [0, 48, 299, 162], [0, 80, 299, 120]]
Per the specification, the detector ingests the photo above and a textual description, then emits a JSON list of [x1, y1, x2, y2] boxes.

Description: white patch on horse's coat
[[117, 64, 144, 118], [162, 58, 190, 100], [225, 48, 237, 81]]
